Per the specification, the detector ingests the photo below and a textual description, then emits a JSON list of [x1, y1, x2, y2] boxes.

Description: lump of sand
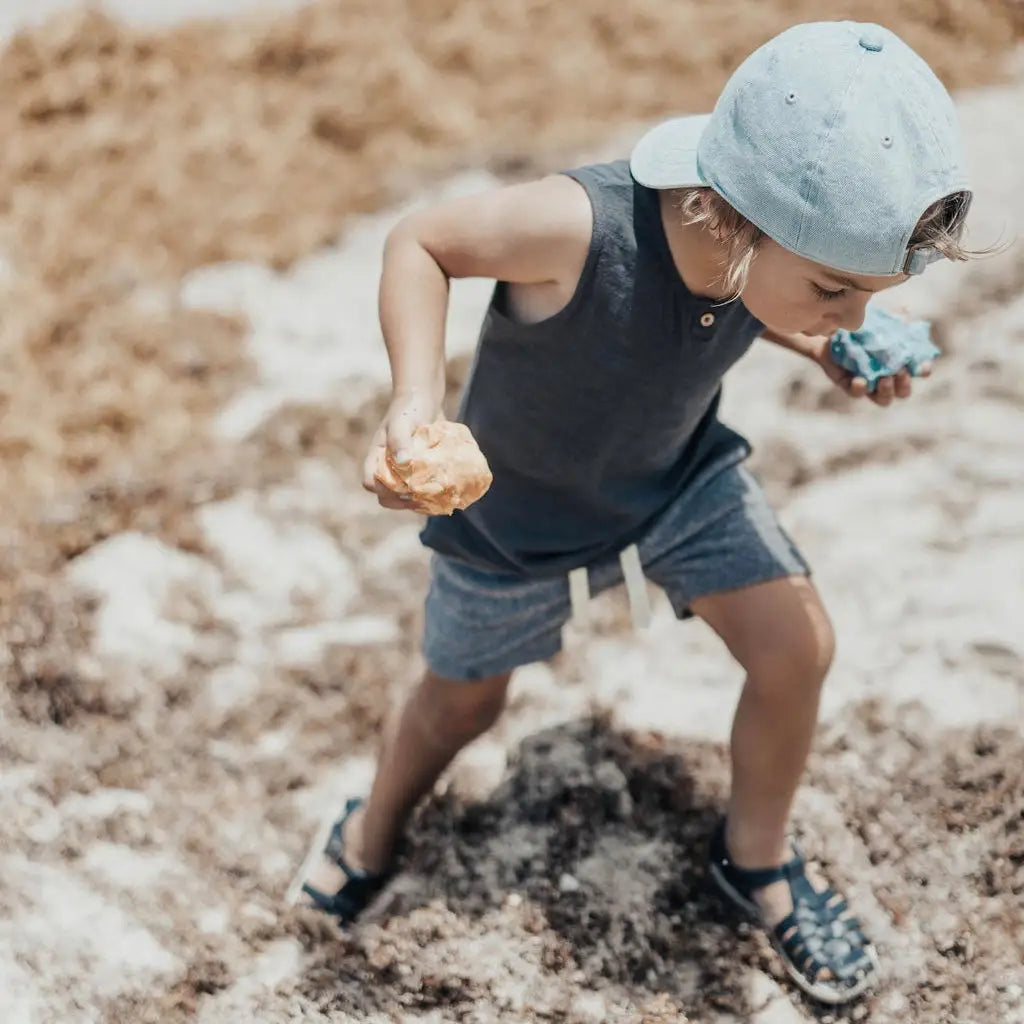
[[375, 420, 492, 515]]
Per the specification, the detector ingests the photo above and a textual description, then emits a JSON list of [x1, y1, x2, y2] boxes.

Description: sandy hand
[[374, 419, 492, 515]]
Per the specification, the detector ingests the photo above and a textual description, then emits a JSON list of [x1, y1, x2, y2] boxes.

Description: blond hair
[[673, 187, 978, 299]]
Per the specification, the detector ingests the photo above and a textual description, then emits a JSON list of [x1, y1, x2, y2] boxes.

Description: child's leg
[[356, 668, 511, 870], [690, 574, 833, 924], [642, 460, 875, 1000], [304, 667, 511, 895], [301, 552, 572, 906]]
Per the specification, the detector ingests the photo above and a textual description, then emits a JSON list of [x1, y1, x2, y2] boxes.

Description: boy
[[296, 21, 974, 1005]]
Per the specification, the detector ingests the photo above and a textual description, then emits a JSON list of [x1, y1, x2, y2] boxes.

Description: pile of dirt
[[268, 711, 1022, 1022], [29, 699, 1018, 1023]]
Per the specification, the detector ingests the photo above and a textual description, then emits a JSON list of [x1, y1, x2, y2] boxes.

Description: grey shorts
[[422, 458, 809, 681]]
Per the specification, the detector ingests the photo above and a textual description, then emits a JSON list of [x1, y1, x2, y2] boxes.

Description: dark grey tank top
[[420, 160, 763, 578]]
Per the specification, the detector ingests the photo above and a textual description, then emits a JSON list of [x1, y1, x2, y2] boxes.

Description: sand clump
[[374, 419, 492, 514]]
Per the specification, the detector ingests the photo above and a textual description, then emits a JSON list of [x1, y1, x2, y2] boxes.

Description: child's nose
[[834, 295, 870, 333]]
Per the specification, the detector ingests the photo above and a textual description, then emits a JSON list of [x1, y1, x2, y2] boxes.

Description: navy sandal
[[708, 819, 879, 1005], [289, 798, 392, 926]]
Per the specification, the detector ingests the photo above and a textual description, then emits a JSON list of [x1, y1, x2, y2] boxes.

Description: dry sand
[[0, 3, 1022, 1023]]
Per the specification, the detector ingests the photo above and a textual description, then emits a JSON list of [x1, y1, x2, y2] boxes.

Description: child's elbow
[[383, 215, 422, 257]]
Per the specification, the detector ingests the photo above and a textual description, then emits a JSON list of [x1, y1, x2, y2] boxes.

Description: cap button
[[859, 32, 884, 52]]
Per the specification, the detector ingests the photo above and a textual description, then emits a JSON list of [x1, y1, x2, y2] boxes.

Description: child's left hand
[[814, 306, 939, 406], [812, 338, 930, 406]]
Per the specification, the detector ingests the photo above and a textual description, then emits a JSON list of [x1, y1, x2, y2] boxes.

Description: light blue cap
[[630, 21, 970, 276]]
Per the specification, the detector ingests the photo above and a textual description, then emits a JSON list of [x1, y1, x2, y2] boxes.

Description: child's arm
[[759, 327, 825, 360], [364, 174, 593, 508]]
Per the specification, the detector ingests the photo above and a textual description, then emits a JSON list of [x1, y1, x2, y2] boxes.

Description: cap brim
[[629, 114, 711, 189]]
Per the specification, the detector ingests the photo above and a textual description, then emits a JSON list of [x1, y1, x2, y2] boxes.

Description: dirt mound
[[270, 713, 1023, 1022]]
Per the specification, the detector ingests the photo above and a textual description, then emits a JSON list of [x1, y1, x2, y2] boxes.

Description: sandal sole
[[284, 809, 345, 908], [709, 860, 880, 1006]]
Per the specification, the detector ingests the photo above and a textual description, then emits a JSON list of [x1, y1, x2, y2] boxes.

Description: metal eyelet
[[881, 135, 894, 149], [785, 91, 798, 105]]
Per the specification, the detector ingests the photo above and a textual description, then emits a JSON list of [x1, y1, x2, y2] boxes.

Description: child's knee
[[743, 615, 835, 698], [417, 669, 511, 741]]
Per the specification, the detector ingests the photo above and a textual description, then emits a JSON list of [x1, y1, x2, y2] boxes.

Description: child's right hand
[[362, 389, 441, 510]]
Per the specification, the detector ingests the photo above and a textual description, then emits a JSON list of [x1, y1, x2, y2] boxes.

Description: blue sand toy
[[828, 306, 940, 391]]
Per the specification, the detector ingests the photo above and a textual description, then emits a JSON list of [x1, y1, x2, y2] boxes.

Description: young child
[[296, 21, 975, 1005]]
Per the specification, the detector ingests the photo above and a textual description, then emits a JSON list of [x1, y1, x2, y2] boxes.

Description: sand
[[0, 2, 1022, 1023]]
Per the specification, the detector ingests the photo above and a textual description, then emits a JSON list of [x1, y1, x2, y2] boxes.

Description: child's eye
[[812, 282, 846, 301]]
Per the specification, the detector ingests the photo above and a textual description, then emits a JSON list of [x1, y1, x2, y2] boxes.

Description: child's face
[[742, 238, 907, 337]]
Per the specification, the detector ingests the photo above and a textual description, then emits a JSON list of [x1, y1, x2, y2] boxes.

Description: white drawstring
[[619, 543, 652, 629], [568, 543, 651, 631], [568, 565, 591, 624]]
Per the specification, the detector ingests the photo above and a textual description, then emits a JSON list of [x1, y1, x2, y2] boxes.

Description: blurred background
[[0, 3, 1022, 1023]]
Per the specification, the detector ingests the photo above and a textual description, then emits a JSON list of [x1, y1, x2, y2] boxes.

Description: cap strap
[[903, 245, 942, 276]]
